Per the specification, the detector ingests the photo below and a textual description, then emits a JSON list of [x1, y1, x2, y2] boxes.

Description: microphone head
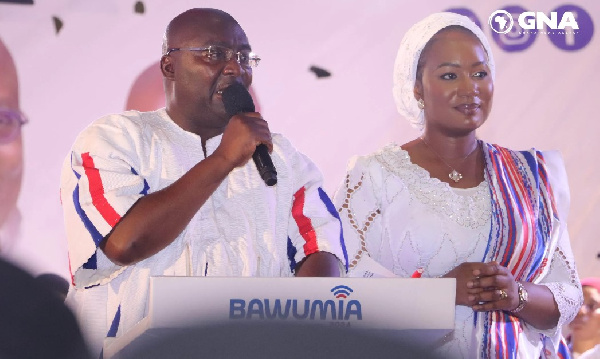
[[221, 82, 255, 117]]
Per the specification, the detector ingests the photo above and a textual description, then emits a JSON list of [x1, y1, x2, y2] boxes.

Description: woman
[[569, 278, 600, 358], [334, 12, 582, 358]]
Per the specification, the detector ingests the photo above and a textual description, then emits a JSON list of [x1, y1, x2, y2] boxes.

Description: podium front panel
[[149, 277, 454, 330], [105, 277, 455, 358]]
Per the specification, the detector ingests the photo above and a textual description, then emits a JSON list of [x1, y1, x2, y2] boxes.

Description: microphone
[[221, 82, 277, 186]]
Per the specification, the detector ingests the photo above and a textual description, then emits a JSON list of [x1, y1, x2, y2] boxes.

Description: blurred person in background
[[0, 36, 25, 258], [0, 257, 91, 358], [569, 278, 600, 358]]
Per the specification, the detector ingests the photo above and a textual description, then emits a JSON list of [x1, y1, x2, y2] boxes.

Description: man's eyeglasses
[[165, 45, 261, 69], [0, 108, 28, 145]]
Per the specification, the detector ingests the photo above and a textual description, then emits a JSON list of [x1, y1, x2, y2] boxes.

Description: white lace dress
[[333, 143, 582, 358]]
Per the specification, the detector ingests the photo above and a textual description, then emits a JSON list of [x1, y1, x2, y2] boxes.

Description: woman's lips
[[455, 103, 480, 116]]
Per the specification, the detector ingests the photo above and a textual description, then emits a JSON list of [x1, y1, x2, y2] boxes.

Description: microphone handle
[[252, 144, 277, 186]]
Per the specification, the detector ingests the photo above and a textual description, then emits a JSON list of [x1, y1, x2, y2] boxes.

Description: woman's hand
[[445, 261, 561, 329], [444, 261, 519, 311], [443, 262, 488, 306], [466, 261, 519, 312]]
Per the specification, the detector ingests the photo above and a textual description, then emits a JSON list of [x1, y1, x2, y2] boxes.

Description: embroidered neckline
[[374, 143, 491, 229]]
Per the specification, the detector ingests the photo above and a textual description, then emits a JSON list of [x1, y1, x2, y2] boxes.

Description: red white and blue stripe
[[289, 186, 348, 272], [478, 144, 563, 358]]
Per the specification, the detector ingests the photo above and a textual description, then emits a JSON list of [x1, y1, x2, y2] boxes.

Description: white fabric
[[392, 12, 496, 130], [578, 344, 600, 359], [60, 108, 346, 356], [333, 143, 581, 359]]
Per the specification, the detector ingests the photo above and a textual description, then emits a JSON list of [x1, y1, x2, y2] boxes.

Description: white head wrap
[[392, 12, 496, 130]]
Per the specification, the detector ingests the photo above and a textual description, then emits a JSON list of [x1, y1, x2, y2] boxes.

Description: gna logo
[[229, 285, 362, 321], [447, 5, 594, 52], [489, 9, 578, 34]]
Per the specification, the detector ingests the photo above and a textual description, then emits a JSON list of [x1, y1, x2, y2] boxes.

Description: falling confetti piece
[[309, 65, 332, 78], [52, 16, 63, 34], [134, 1, 145, 14]]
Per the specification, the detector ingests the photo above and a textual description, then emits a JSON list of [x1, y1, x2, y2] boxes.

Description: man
[[0, 36, 25, 257], [61, 8, 347, 355]]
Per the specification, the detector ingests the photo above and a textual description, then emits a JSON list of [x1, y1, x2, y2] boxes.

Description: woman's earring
[[417, 99, 425, 110]]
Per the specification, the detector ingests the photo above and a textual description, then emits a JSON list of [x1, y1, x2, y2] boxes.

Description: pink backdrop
[[0, 0, 597, 281]]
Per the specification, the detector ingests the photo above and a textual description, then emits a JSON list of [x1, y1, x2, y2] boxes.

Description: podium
[[104, 277, 455, 358]]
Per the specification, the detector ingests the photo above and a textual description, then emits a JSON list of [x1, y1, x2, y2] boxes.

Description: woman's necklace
[[419, 137, 479, 183]]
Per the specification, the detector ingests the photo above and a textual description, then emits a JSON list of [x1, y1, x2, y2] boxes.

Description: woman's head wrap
[[581, 277, 600, 293], [392, 12, 496, 130]]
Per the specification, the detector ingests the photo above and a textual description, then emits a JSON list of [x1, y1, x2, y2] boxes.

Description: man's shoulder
[[91, 109, 165, 130], [271, 133, 300, 158], [75, 109, 168, 143], [271, 132, 291, 147]]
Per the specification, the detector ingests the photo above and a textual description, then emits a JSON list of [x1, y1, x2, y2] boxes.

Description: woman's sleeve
[[531, 150, 583, 339], [332, 156, 395, 277]]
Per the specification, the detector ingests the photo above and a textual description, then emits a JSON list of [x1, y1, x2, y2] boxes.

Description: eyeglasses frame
[[0, 108, 28, 144], [165, 45, 261, 68]]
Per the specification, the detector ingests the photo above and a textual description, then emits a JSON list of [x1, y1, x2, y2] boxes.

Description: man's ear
[[160, 55, 175, 79]]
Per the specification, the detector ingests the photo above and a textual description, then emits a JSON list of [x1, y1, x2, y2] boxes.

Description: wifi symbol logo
[[331, 285, 353, 299]]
